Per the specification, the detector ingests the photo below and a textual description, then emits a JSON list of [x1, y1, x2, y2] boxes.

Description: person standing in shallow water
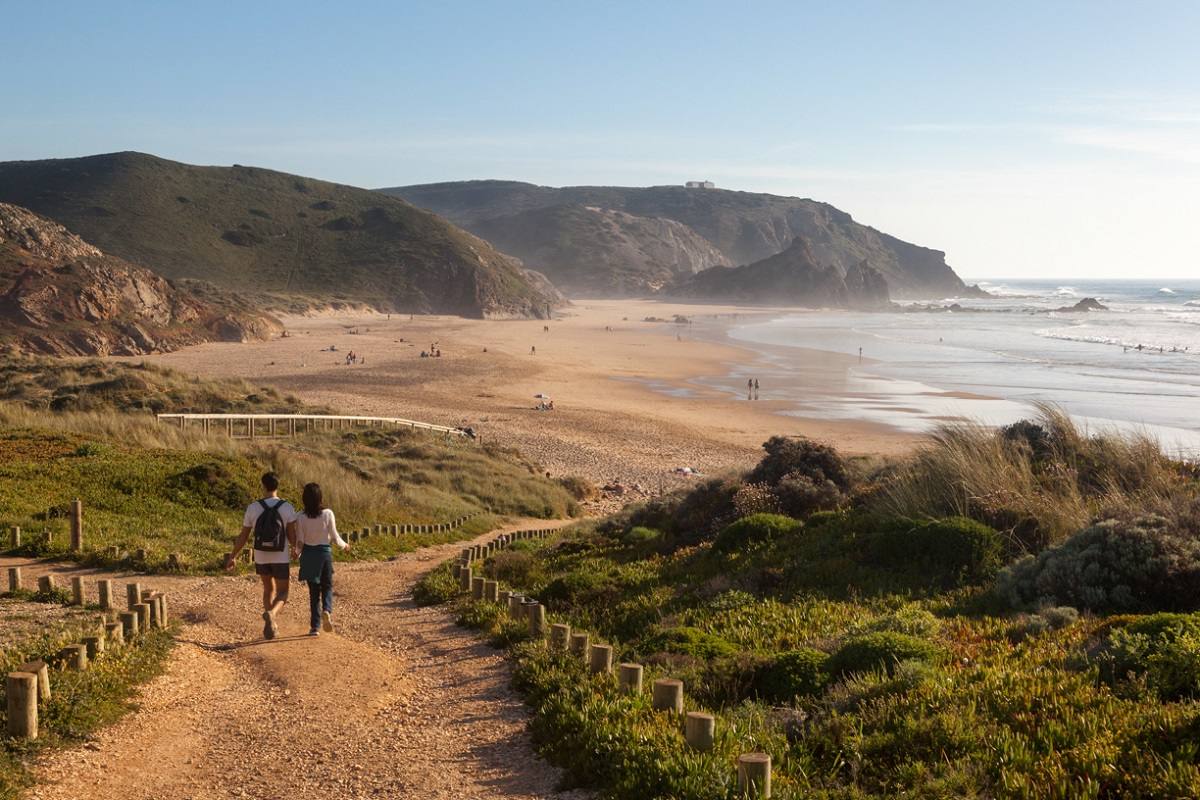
[[293, 483, 350, 636], [753, 378, 760, 400]]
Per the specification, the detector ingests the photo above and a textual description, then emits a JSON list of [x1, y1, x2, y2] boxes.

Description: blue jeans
[[301, 545, 334, 630]]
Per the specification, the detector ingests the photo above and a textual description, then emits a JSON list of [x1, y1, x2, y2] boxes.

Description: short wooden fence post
[[70, 498, 83, 552], [471, 577, 485, 600], [98, 579, 114, 610], [7, 567, 20, 593], [508, 594, 525, 619], [9, 526, 19, 549], [618, 663, 643, 695], [119, 611, 138, 638], [59, 644, 88, 671], [588, 644, 613, 674], [133, 602, 151, 632], [569, 632, 590, 657], [459, 566, 473, 592], [148, 594, 162, 628], [652, 679, 684, 714], [685, 712, 715, 752], [737, 753, 772, 798], [126, 582, 142, 610], [83, 635, 105, 660], [19, 660, 50, 703], [483, 580, 499, 602], [549, 623, 571, 651], [6, 672, 37, 739], [158, 594, 169, 626], [526, 601, 545, 637], [70, 576, 84, 606], [105, 622, 124, 647], [37, 575, 55, 594]]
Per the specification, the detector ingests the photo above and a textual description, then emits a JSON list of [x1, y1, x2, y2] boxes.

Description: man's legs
[[259, 573, 289, 639], [259, 574, 273, 612], [270, 577, 289, 617]]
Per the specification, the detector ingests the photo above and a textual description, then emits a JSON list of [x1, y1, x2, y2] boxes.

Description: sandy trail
[[9, 521, 586, 800]]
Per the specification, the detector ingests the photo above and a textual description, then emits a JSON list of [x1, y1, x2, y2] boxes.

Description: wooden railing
[[156, 413, 472, 440]]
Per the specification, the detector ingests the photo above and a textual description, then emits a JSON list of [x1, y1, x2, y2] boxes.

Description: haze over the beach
[[4, 0, 1198, 280]]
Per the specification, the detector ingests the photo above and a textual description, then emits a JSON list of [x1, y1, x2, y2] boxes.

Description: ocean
[[719, 279, 1200, 456]]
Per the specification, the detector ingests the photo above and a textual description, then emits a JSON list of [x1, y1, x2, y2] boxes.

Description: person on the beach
[[747, 378, 753, 400], [531, 345, 536, 355], [292, 482, 349, 636], [753, 378, 760, 400], [225, 472, 298, 640]]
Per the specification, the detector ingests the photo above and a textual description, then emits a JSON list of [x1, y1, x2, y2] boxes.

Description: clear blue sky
[[4, 0, 1198, 279]]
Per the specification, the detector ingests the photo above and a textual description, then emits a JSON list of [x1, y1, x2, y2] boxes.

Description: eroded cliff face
[[0, 203, 281, 356], [672, 238, 892, 309], [471, 204, 728, 295]]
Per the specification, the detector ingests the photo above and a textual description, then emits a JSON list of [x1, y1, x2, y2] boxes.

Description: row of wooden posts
[[5, 575, 171, 741], [8, 507, 485, 569], [451, 529, 773, 798]]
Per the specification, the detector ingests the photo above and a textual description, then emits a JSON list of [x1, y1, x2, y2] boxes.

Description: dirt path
[[7, 521, 587, 800]]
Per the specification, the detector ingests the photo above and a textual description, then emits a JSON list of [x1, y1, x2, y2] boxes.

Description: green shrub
[[1101, 614, 1200, 700], [828, 631, 941, 677], [640, 626, 739, 660], [558, 474, 598, 501], [456, 600, 505, 631], [749, 435, 851, 490], [774, 471, 845, 518], [732, 482, 781, 517], [996, 514, 1200, 612], [623, 526, 662, 545], [412, 564, 459, 606], [756, 648, 829, 701], [488, 550, 540, 586], [868, 516, 1003, 588], [854, 607, 942, 638], [713, 513, 800, 554], [165, 461, 254, 509]]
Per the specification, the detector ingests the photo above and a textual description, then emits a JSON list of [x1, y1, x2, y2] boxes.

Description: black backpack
[[253, 499, 287, 552]]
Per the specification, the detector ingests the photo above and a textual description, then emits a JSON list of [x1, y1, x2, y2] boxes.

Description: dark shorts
[[254, 562, 290, 579]]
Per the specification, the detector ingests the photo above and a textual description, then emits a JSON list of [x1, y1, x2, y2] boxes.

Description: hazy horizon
[[4, 1, 1198, 281]]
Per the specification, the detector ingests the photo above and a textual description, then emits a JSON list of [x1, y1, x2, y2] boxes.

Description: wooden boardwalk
[[156, 413, 472, 440]]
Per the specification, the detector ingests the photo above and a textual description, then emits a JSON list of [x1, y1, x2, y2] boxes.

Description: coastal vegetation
[[0, 357, 574, 572], [423, 409, 1200, 798]]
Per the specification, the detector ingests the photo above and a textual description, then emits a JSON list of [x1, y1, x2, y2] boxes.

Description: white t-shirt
[[294, 509, 349, 549], [243, 498, 298, 564]]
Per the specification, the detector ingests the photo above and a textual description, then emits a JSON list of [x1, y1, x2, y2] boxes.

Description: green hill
[[0, 153, 557, 319], [384, 180, 979, 300]]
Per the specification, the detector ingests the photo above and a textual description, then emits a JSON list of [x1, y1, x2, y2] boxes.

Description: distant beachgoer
[[747, 378, 753, 400], [225, 472, 299, 640], [753, 379, 760, 400], [858, 347, 863, 362], [292, 482, 349, 637], [531, 346, 536, 355], [544, 325, 549, 332]]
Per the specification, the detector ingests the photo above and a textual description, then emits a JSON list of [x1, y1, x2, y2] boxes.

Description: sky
[[3, 0, 1198, 280]]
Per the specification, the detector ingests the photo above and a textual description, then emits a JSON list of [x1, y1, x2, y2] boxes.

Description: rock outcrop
[[0, 203, 281, 356], [671, 238, 891, 309], [1054, 297, 1109, 313]]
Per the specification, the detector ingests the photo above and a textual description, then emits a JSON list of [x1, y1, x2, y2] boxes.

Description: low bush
[[996, 514, 1200, 612], [774, 471, 845, 518], [412, 564, 458, 606], [622, 526, 661, 545], [558, 475, 598, 502], [756, 648, 829, 702], [639, 626, 739, 660], [1100, 613, 1200, 700], [828, 631, 941, 678], [713, 513, 800, 554], [488, 550, 541, 586], [749, 435, 850, 491], [868, 516, 1004, 589]]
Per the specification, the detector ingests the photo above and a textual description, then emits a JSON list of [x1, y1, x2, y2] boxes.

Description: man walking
[[225, 472, 298, 640]]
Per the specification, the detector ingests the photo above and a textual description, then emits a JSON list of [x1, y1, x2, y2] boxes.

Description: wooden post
[[126, 582, 142, 610], [97, 579, 114, 610], [37, 575, 55, 594], [119, 611, 138, 638], [6, 672, 37, 740], [459, 565, 473, 592], [107, 545, 120, 560], [83, 635, 105, 660], [59, 644, 88, 671], [158, 594, 169, 626], [70, 576, 84, 606], [167, 553, 182, 570], [737, 753, 772, 798], [526, 601, 545, 637], [652, 679, 684, 714], [70, 498, 83, 552], [471, 576, 485, 600], [685, 712, 715, 752], [18, 661, 50, 703], [569, 632, 590, 656], [9, 526, 19, 549], [135, 548, 148, 563], [148, 594, 162, 628], [588, 643, 613, 674], [618, 663, 643, 695], [7, 566, 20, 593], [508, 593, 525, 619], [483, 580, 499, 602], [105, 622, 124, 647], [549, 623, 571, 651], [452, 563, 462, 580], [133, 602, 151, 632]]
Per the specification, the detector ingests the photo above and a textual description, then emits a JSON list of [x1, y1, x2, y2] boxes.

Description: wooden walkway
[[156, 413, 473, 440]]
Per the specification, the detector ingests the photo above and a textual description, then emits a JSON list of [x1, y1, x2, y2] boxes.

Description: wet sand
[[125, 300, 919, 489]]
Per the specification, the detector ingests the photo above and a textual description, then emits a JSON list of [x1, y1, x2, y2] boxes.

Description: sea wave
[[1160, 287, 1177, 294]]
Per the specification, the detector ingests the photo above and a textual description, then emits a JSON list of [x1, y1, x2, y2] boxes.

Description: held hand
[[224, 554, 236, 572]]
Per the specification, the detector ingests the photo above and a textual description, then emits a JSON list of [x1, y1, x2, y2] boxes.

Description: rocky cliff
[[471, 204, 728, 295], [0, 153, 561, 319], [672, 238, 891, 309], [385, 180, 975, 300], [0, 203, 281, 356]]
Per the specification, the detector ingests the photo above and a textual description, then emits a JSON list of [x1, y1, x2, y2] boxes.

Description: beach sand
[[127, 300, 918, 493]]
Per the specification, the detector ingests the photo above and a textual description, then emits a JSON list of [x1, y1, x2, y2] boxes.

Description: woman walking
[[293, 482, 350, 636]]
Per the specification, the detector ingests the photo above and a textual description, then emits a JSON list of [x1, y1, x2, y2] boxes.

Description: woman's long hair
[[301, 482, 324, 519]]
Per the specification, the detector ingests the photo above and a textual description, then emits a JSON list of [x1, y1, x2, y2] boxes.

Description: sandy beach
[[125, 300, 919, 491]]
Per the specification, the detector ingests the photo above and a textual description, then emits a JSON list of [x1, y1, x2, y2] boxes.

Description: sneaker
[[307, 628, 320, 637], [263, 611, 277, 640], [321, 611, 334, 633]]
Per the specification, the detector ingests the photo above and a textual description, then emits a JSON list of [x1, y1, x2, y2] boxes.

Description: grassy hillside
[[0, 153, 556, 319], [385, 180, 973, 298], [0, 359, 576, 571], [427, 412, 1200, 798]]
